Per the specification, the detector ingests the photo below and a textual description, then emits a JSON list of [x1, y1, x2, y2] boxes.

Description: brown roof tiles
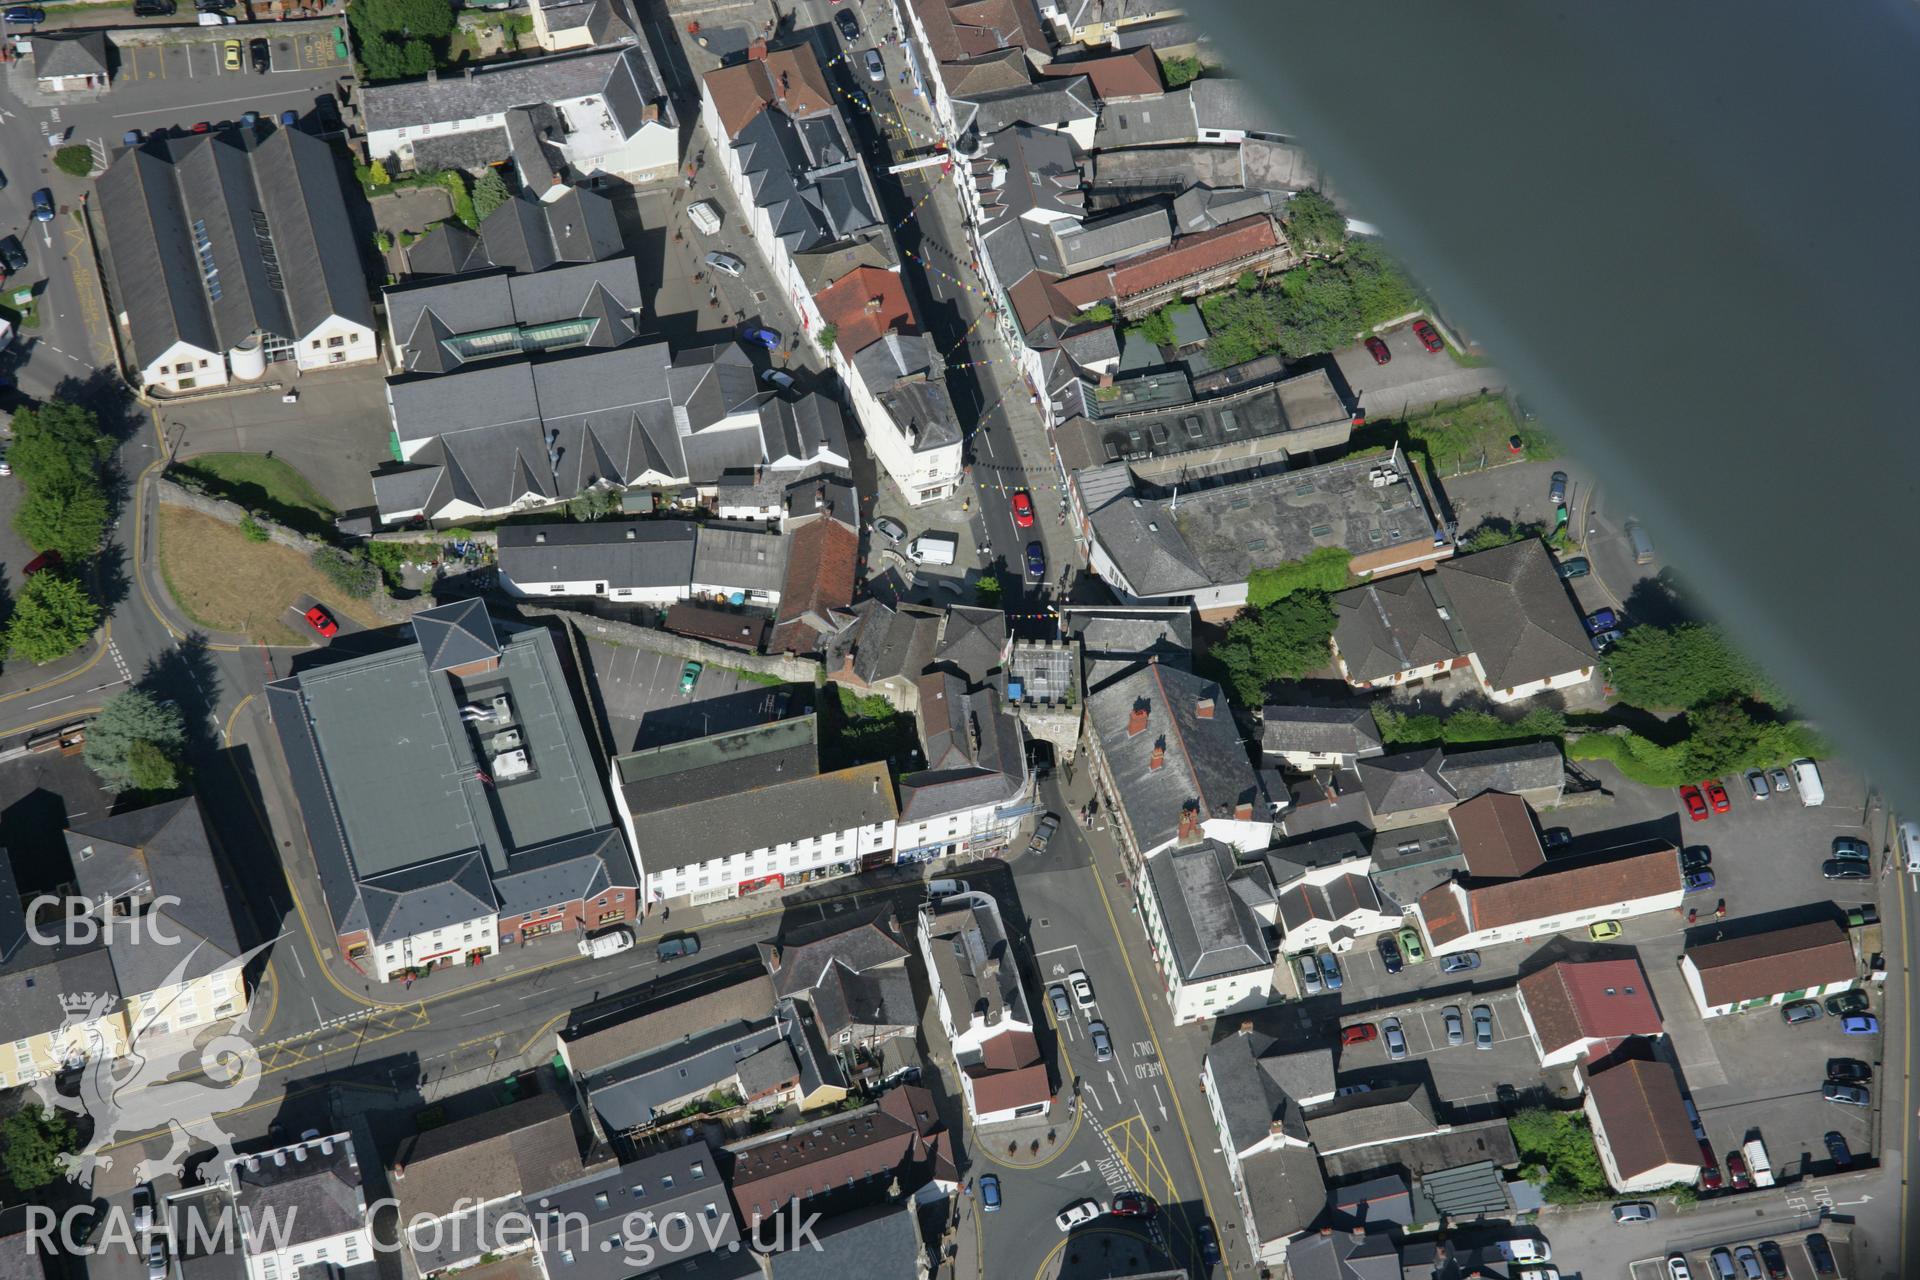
[[1449, 792, 1545, 879], [1585, 1057, 1699, 1181], [814, 266, 917, 357], [1421, 846, 1681, 946], [703, 45, 835, 139], [1684, 920, 1857, 1008], [1516, 958, 1662, 1058], [1037, 47, 1164, 100]]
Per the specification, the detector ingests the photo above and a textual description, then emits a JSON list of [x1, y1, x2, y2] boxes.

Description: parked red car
[[21, 549, 62, 578], [1698, 1140, 1723, 1190], [1111, 1191, 1158, 1218], [1412, 318, 1444, 352], [1339, 1023, 1378, 1046], [1706, 779, 1731, 813], [304, 604, 339, 638], [1010, 490, 1034, 528], [1726, 1148, 1752, 1189], [1680, 784, 1708, 822], [1364, 335, 1391, 365]]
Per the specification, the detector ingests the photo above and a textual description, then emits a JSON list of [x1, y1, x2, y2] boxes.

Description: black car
[[3, 6, 45, 22], [1755, 1241, 1788, 1280], [655, 933, 699, 961], [1681, 845, 1711, 872], [1196, 1221, 1220, 1266], [1805, 1233, 1837, 1277], [1832, 836, 1871, 860], [1827, 1057, 1871, 1083], [1823, 1130, 1853, 1168], [133, 0, 174, 13], [250, 37, 270, 72], [833, 7, 859, 39], [1377, 933, 1403, 974], [194, 0, 233, 9], [1825, 989, 1870, 1017], [0, 236, 26, 274], [1822, 858, 1871, 881], [1025, 540, 1046, 578]]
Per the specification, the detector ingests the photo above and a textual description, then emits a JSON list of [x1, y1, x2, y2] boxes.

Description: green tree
[[472, 167, 512, 221], [1344, 240, 1421, 326], [1460, 520, 1546, 553], [9, 400, 111, 490], [54, 146, 93, 178], [973, 575, 1002, 607], [1, 1104, 77, 1191], [1206, 592, 1338, 707], [15, 476, 110, 561], [310, 547, 378, 598], [1077, 302, 1113, 324], [1281, 190, 1347, 258], [816, 324, 837, 351], [6, 573, 99, 663], [1246, 546, 1353, 606], [1197, 288, 1283, 367], [84, 690, 188, 793], [1160, 54, 1204, 87], [1681, 701, 1766, 779], [368, 158, 393, 186], [1508, 1107, 1608, 1204], [1128, 303, 1185, 349], [1604, 623, 1772, 710]]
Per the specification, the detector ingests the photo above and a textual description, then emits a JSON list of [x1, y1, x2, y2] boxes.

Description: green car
[[678, 660, 702, 694], [1398, 927, 1426, 964]]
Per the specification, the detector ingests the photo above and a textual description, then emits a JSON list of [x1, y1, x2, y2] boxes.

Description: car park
[[1110, 1191, 1157, 1218], [1726, 1148, 1751, 1188], [1667, 1257, 1694, 1280], [1365, 334, 1391, 363], [30, 189, 54, 223], [1298, 954, 1324, 995], [1025, 541, 1046, 577], [1340, 1023, 1376, 1045], [1822, 1082, 1869, 1106], [1584, 606, 1618, 635], [251, 36, 270, 71], [1823, 1130, 1852, 1167], [1472, 1005, 1494, 1049], [1707, 1250, 1736, 1280], [1827, 1057, 1870, 1083], [1706, 778, 1730, 811], [1442, 1005, 1464, 1046], [1589, 920, 1622, 941], [703, 250, 745, 276], [222, 38, 241, 70], [1822, 859, 1870, 881], [1680, 784, 1708, 821], [1378, 934, 1403, 973], [1685, 869, 1715, 892], [1054, 1199, 1101, 1232], [1412, 318, 1444, 351], [1832, 836, 1871, 860], [833, 8, 859, 38], [1612, 1201, 1655, 1223], [1745, 768, 1769, 798], [1317, 951, 1342, 991], [873, 515, 907, 543], [1089, 1020, 1113, 1062], [979, 1174, 1000, 1212], [1048, 984, 1072, 1021], [1382, 1017, 1407, 1060], [1781, 1000, 1822, 1025], [1397, 927, 1425, 964], [1441, 951, 1480, 973], [1824, 990, 1869, 1016], [678, 660, 703, 693], [864, 48, 885, 81], [1755, 1241, 1787, 1280], [1069, 970, 1095, 1007], [1548, 470, 1568, 505], [655, 934, 699, 960], [1010, 490, 1034, 527], [303, 605, 338, 637]]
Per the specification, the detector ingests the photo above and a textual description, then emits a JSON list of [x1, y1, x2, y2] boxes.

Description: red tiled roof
[[772, 519, 859, 655], [814, 265, 917, 357], [1684, 920, 1857, 1008], [1006, 270, 1087, 334], [1449, 792, 1545, 879], [978, 1028, 1041, 1071], [910, 0, 1048, 62], [1037, 47, 1164, 100], [1109, 216, 1280, 300], [967, 1063, 1051, 1115], [1586, 1057, 1699, 1180], [703, 45, 835, 139], [1422, 846, 1681, 945], [665, 603, 769, 651], [730, 1084, 946, 1221], [1517, 958, 1661, 1056]]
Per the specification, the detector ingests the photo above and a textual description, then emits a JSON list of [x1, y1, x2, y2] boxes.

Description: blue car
[[1684, 868, 1715, 893], [30, 189, 53, 223], [1317, 951, 1342, 991], [1585, 607, 1619, 636], [4, 7, 45, 22], [979, 1173, 1000, 1212], [1025, 540, 1045, 578], [1842, 1014, 1879, 1036], [740, 323, 781, 351]]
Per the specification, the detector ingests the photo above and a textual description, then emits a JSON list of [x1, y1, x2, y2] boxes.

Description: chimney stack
[[1238, 1019, 1253, 1035], [767, 947, 782, 973], [1177, 809, 1198, 842], [1234, 801, 1253, 820], [1149, 743, 1165, 771], [1196, 698, 1215, 719], [1126, 705, 1149, 737]]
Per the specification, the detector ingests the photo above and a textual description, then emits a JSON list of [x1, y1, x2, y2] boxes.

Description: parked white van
[[1900, 821, 1920, 874], [687, 200, 721, 234], [1790, 757, 1825, 807], [579, 927, 634, 959]]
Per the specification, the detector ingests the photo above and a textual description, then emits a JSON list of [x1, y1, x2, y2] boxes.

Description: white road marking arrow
[[1153, 1084, 1168, 1122], [1055, 1160, 1091, 1179]]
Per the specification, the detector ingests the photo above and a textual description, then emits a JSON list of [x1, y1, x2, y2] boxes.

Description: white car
[[1499, 1239, 1551, 1263], [1054, 1199, 1103, 1232], [1665, 1256, 1693, 1280], [687, 199, 721, 234], [1069, 969, 1095, 1008], [578, 927, 633, 959]]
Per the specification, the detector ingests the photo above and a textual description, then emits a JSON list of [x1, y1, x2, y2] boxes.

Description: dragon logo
[[36, 939, 273, 1188]]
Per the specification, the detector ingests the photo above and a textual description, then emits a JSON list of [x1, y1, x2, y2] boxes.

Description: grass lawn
[[176, 453, 336, 537], [1401, 393, 1556, 473], [156, 507, 383, 645]]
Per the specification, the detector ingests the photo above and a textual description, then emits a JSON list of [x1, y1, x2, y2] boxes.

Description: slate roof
[[1288, 1231, 1406, 1280], [1274, 870, 1384, 936], [876, 376, 963, 452], [768, 1204, 920, 1280], [1440, 741, 1565, 800], [529, 1141, 740, 1280], [826, 599, 942, 688], [96, 128, 373, 371], [0, 942, 118, 1046], [899, 681, 1027, 821], [1447, 792, 1545, 880], [363, 48, 663, 137], [34, 30, 110, 80], [1684, 920, 1857, 1007], [1260, 705, 1383, 760], [1585, 1057, 1700, 1180], [393, 1091, 604, 1223], [729, 1085, 954, 1222], [692, 525, 788, 594], [1172, 185, 1277, 234], [1304, 1084, 1438, 1153], [1330, 573, 1464, 683], [1357, 749, 1456, 819], [1087, 662, 1260, 853], [953, 76, 1096, 139], [414, 187, 625, 276], [531, 0, 632, 43], [386, 256, 642, 373], [230, 1133, 365, 1249], [67, 797, 245, 997], [1091, 88, 1197, 148], [974, 124, 1086, 294], [1144, 840, 1272, 982], [1239, 1143, 1325, 1248], [266, 610, 628, 943], [1419, 846, 1681, 947], [584, 1017, 793, 1131], [1189, 77, 1285, 136], [764, 909, 909, 999], [497, 519, 697, 591], [731, 90, 879, 255], [562, 974, 777, 1075], [1436, 540, 1596, 692], [1515, 958, 1661, 1059]]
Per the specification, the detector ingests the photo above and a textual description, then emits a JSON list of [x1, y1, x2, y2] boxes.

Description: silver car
[[1298, 955, 1323, 996], [1472, 1004, 1495, 1050], [1048, 984, 1072, 1022], [1089, 1020, 1113, 1062], [864, 48, 885, 81], [1745, 768, 1769, 799], [1383, 1017, 1407, 1060], [1442, 1005, 1465, 1046], [703, 249, 745, 277], [1768, 766, 1792, 793]]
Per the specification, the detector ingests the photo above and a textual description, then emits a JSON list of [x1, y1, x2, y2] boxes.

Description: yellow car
[[1589, 920, 1623, 941], [222, 39, 241, 71]]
